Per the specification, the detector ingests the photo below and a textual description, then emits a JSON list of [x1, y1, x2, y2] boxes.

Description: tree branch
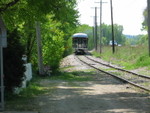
[[0, 0, 20, 13]]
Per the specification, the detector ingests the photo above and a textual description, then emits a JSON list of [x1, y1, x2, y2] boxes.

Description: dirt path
[[33, 55, 150, 113], [36, 80, 149, 113]]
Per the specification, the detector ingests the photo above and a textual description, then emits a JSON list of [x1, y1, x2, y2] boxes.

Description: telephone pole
[[92, 16, 95, 50], [35, 21, 44, 75], [95, 1, 107, 53], [0, 46, 4, 111], [95, 7, 98, 51], [91, 15, 96, 50], [91, 7, 99, 51], [100, 0, 102, 53], [147, 0, 150, 56], [0, 17, 7, 111], [110, 0, 115, 54]]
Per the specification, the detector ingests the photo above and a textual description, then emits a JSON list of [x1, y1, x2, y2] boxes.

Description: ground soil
[[30, 54, 149, 113]]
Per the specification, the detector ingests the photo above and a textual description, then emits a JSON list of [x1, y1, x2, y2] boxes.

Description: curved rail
[[76, 55, 150, 92], [85, 55, 150, 79]]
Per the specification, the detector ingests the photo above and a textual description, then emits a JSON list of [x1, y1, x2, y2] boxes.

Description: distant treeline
[[76, 24, 147, 50]]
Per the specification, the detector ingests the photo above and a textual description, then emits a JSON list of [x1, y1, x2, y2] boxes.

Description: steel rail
[[76, 55, 150, 92], [85, 55, 150, 79]]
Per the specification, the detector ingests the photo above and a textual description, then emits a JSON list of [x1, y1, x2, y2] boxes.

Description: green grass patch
[[135, 55, 150, 67], [5, 70, 97, 111], [49, 71, 94, 81], [92, 45, 150, 70], [102, 68, 116, 71], [6, 74, 44, 99], [92, 51, 102, 58], [60, 66, 76, 70], [5, 73, 54, 111]]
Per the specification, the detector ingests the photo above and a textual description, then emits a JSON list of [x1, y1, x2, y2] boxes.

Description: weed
[[5, 73, 50, 111], [49, 71, 93, 81], [92, 45, 150, 70]]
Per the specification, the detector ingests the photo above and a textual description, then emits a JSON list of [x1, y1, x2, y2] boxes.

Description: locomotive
[[72, 33, 88, 55]]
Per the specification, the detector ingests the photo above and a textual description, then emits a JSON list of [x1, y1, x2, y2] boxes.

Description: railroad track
[[85, 55, 150, 79], [75, 55, 150, 92]]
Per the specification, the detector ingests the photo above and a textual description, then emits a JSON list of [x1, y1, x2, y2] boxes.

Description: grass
[[92, 45, 150, 70], [60, 66, 76, 70], [102, 68, 117, 71], [5, 73, 51, 111], [5, 70, 96, 111], [49, 71, 94, 81]]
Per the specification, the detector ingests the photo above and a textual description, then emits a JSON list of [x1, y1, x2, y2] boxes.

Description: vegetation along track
[[75, 54, 150, 92]]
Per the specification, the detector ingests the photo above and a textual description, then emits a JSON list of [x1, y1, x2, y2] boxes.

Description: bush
[[3, 29, 25, 92], [92, 45, 150, 69], [135, 55, 150, 67], [41, 19, 65, 72]]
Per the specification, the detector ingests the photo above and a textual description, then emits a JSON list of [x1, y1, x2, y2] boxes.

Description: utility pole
[[92, 16, 95, 50], [100, 0, 102, 53], [110, 0, 115, 54], [0, 46, 4, 111], [95, 7, 98, 51], [91, 15, 96, 50], [35, 21, 44, 75], [91, 7, 99, 51], [0, 17, 7, 111], [95, 1, 107, 53], [147, 0, 150, 56]]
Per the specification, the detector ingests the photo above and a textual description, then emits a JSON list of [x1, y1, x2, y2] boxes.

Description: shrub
[[3, 29, 25, 92], [135, 55, 150, 67]]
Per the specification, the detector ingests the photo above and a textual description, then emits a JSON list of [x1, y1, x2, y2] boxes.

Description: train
[[72, 33, 88, 55]]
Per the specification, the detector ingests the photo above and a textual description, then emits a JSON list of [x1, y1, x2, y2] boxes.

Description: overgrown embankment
[[92, 45, 150, 70]]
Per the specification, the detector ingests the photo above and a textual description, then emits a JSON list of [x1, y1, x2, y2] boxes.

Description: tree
[[3, 29, 25, 92], [101, 24, 126, 45], [0, 0, 20, 13], [142, 8, 148, 30], [75, 23, 126, 50], [1, 0, 79, 69], [41, 16, 65, 71]]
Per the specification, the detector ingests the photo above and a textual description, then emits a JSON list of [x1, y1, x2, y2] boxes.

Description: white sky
[[77, 0, 147, 35]]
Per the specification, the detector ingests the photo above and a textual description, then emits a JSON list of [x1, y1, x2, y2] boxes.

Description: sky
[[77, 0, 147, 35]]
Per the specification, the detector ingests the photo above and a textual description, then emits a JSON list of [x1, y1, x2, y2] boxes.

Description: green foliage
[[49, 71, 93, 81], [5, 71, 93, 110], [125, 34, 148, 45], [5, 73, 51, 111], [1, 0, 79, 72], [75, 23, 126, 51], [2, 0, 79, 27], [142, 8, 147, 31], [63, 37, 74, 57], [76, 24, 92, 33], [42, 17, 65, 71], [92, 45, 149, 69], [135, 55, 150, 67], [101, 24, 126, 45], [3, 29, 25, 92], [137, 35, 148, 45], [92, 51, 102, 58]]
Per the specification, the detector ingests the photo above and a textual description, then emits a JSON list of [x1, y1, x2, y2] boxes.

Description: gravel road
[[35, 54, 150, 113]]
